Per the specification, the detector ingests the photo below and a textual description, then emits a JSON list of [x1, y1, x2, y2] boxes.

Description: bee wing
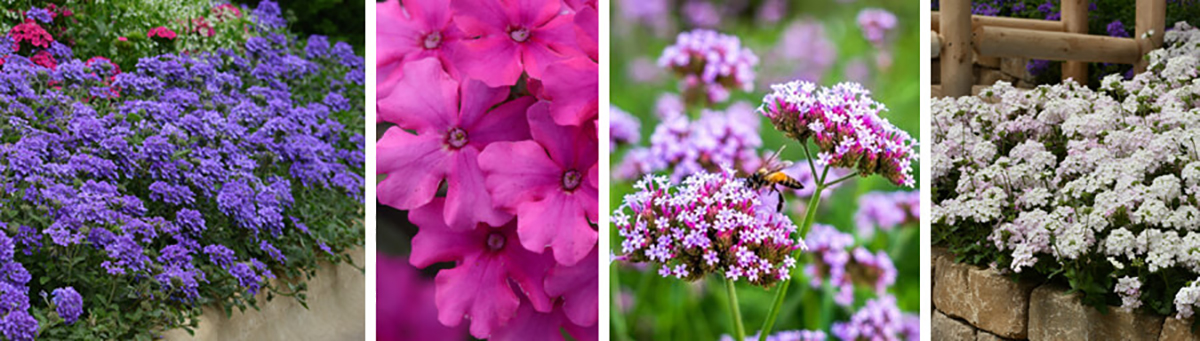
[[762, 146, 786, 169]]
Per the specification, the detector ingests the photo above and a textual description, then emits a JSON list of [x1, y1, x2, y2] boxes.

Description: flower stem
[[760, 183, 825, 341], [725, 276, 746, 341]]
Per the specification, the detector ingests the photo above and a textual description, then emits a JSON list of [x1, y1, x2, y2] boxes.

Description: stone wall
[[162, 248, 365, 340], [932, 248, 1200, 341]]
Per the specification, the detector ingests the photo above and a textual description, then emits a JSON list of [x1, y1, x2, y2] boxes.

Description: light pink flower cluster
[[759, 81, 918, 187], [854, 190, 920, 238], [803, 224, 897, 307], [616, 100, 762, 182], [856, 8, 896, 47], [612, 167, 804, 288], [658, 29, 759, 104], [376, 0, 598, 339]]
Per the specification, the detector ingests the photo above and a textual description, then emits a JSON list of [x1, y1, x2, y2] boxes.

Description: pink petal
[[542, 57, 598, 126], [376, 62, 405, 115], [514, 0, 563, 27], [435, 251, 520, 339], [454, 35, 523, 87], [451, 0, 511, 37], [565, 319, 599, 341], [478, 140, 561, 209], [376, 127, 449, 211], [407, 198, 487, 268], [502, 232, 556, 313], [587, 163, 598, 190], [521, 13, 576, 80], [464, 95, 536, 147], [573, 6, 598, 61], [444, 147, 513, 229], [576, 176, 599, 223], [377, 254, 465, 341], [490, 299, 566, 341], [545, 247, 598, 326], [527, 102, 598, 170], [404, 0, 452, 29], [376, 0, 417, 70], [378, 59, 458, 131], [517, 192, 597, 266]]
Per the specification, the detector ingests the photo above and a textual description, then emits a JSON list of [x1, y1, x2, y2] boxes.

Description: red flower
[[31, 51, 56, 69], [147, 26, 177, 40], [10, 20, 53, 49]]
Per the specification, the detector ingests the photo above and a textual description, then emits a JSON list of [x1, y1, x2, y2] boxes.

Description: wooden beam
[[1135, 0, 1166, 72], [940, 0, 973, 97], [932, 12, 1064, 34], [1061, 0, 1089, 84], [973, 26, 1142, 64]]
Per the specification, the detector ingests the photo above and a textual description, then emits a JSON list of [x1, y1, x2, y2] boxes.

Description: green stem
[[760, 184, 826, 341], [611, 263, 632, 341], [725, 276, 746, 341]]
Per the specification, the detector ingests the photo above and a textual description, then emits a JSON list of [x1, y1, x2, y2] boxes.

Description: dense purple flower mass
[[659, 29, 759, 104], [51, 287, 82, 325], [0, 1, 364, 337]]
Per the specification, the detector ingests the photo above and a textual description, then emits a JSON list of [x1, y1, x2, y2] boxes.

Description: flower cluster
[[932, 22, 1200, 317], [854, 190, 920, 238], [659, 29, 759, 104], [723, 329, 827, 341], [856, 8, 896, 47], [831, 295, 920, 341], [759, 81, 919, 187], [804, 224, 897, 306], [0, 1, 364, 338], [616, 98, 762, 182], [376, 0, 598, 339], [147, 26, 178, 40], [613, 168, 804, 288], [610, 105, 641, 149]]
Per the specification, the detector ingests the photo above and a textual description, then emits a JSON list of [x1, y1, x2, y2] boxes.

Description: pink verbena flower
[[544, 247, 598, 327], [658, 29, 758, 104], [451, 0, 579, 87], [478, 102, 599, 266], [759, 81, 918, 187], [536, 5, 598, 126], [377, 0, 465, 98], [409, 198, 555, 339], [831, 295, 917, 341], [856, 8, 897, 47], [10, 20, 53, 49], [377, 58, 533, 229], [803, 224, 856, 306], [613, 167, 804, 288], [147, 26, 177, 40], [377, 253, 465, 341]]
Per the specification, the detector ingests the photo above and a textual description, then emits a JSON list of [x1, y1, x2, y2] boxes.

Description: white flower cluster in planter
[[932, 22, 1200, 317]]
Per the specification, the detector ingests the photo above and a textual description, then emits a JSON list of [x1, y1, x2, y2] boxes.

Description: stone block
[[934, 257, 1037, 339], [935, 310, 977, 341], [1028, 284, 1162, 341], [1159, 317, 1200, 341]]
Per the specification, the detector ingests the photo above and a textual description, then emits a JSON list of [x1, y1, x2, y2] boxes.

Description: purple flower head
[[759, 81, 918, 187], [613, 167, 805, 288], [204, 244, 236, 268], [659, 29, 759, 104], [682, 1, 721, 28], [851, 247, 897, 293], [51, 287, 83, 325], [1108, 20, 1130, 38], [857, 8, 897, 46], [854, 190, 920, 238], [2, 310, 37, 341], [251, 0, 287, 30], [229, 262, 262, 295], [803, 224, 855, 306], [625, 101, 761, 182], [724, 329, 827, 341], [610, 105, 641, 149], [831, 295, 916, 341], [25, 7, 52, 23]]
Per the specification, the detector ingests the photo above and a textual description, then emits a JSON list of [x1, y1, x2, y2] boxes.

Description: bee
[[747, 146, 805, 213]]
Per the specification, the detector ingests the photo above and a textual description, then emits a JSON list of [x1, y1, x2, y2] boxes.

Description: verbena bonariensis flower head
[[722, 329, 827, 341], [617, 101, 762, 182], [759, 81, 918, 187], [51, 287, 82, 325], [658, 29, 759, 104], [613, 167, 805, 288], [854, 190, 920, 238], [856, 8, 896, 47], [610, 105, 641, 149], [831, 295, 918, 341]]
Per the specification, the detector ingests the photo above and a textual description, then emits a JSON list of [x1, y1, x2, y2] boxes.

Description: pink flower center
[[561, 170, 582, 191], [423, 31, 442, 49], [509, 27, 530, 42], [445, 127, 468, 149], [487, 232, 505, 251]]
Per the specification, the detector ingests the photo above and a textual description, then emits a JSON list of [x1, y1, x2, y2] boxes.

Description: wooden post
[[1134, 0, 1166, 72], [932, 12, 1065, 34], [1061, 0, 1088, 85], [940, 0, 972, 97]]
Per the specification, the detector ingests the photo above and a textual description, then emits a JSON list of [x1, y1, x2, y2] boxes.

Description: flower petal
[[465, 95, 536, 147], [434, 251, 520, 339], [408, 198, 486, 268], [573, 6, 598, 61], [378, 58, 458, 131], [451, 0, 511, 37], [376, 127, 449, 211], [542, 57, 598, 126], [545, 246, 598, 326], [517, 192, 597, 265], [478, 140, 560, 209], [454, 35, 523, 87], [445, 147, 513, 229], [515, 0, 563, 27], [527, 102, 597, 170], [521, 14, 575, 80], [490, 299, 566, 341], [376, 0, 418, 69], [502, 231, 556, 313]]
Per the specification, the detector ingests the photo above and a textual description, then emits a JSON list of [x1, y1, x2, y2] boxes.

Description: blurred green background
[[609, 0, 921, 339]]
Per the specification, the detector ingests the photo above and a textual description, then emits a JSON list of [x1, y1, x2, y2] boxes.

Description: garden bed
[[933, 248, 1200, 341], [162, 248, 364, 340]]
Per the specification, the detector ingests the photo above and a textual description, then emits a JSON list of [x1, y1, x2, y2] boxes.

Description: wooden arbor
[[932, 0, 1166, 97]]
